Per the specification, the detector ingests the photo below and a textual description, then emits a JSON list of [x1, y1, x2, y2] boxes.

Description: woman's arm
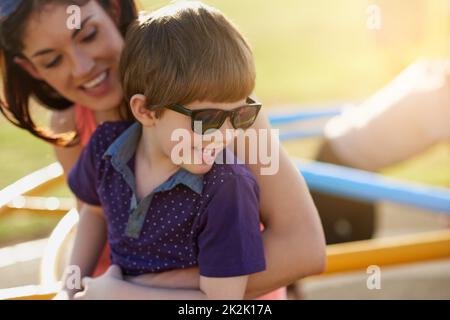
[[50, 110, 106, 298], [82, 278, 207, 300], [75, 264, 247, 300], [240, 111, 326, 298], [50, 108, 83, 176], [323, 59, 450, 171]]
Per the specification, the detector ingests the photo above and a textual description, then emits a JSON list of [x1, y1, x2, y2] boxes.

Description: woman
[[0, 0, 325, 299]]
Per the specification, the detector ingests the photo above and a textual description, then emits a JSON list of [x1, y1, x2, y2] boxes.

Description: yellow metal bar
[[0, 162, 66, 217], [0, 207, 68, 216], [9, 293, 57, 301], [324, 229, 450, 275], [0, 284, 59, 300], [0, 196, 75, 217], [0, 163, 63, 207], [24, 175, 65, 197]]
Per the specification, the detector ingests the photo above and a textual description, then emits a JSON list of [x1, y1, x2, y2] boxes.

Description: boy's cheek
[[165, 138, 193, 164]]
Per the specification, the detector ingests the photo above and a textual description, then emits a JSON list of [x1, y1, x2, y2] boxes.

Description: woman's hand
[[74, 265, 124, 300]]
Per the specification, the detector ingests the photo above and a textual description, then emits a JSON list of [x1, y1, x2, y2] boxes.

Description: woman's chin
[[80, 91, 123, 114]]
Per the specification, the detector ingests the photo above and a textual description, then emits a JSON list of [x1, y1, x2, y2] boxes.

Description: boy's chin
[[181, 163, 215, 175]]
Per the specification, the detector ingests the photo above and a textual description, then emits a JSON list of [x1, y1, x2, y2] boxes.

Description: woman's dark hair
[[0, 0, 138, 146]]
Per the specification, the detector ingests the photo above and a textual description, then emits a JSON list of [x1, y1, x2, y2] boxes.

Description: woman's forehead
[[22, 1, 102, 55]]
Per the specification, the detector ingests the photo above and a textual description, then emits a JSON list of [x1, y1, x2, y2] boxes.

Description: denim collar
[[103, 122, 204, 196]]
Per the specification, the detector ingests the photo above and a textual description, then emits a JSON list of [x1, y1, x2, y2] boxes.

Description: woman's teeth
[[82, 71, 108, 90]]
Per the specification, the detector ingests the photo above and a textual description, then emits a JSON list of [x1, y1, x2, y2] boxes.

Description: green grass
[[0, 211, 62, 247], [0, 0, 449, 246], [0, 117, 54, 189], [381, 143, 450, 188]]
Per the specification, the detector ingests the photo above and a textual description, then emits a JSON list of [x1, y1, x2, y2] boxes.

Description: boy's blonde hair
[[119, 1, 256, 111]]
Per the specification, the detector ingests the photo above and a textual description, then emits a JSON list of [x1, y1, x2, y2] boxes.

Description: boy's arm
[[200, 276, 247, 300], [75, 268, 247, 300], [124, 267, 200, 289], [138, 275, 248, 300], [60, 204, 107, 299]]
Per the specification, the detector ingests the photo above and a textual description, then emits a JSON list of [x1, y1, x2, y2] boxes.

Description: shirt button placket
[[125, 193, 154, 239]]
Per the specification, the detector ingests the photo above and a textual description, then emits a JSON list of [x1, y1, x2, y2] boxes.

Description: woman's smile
[[79, 69, 111, 97]]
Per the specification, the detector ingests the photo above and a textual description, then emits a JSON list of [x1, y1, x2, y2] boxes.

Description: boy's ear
[[130, 94, 158, 127], [14, 56, 43, 80]]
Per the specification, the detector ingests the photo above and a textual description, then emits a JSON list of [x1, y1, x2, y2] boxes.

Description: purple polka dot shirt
[[68, 121, 265, 277]]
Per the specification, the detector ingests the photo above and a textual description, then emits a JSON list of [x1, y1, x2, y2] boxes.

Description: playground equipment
[[0, 107, 449, 300]]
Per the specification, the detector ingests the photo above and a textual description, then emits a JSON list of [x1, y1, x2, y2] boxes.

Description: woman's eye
[[45, 56, 62, 69], [82, 28, 98, 43]]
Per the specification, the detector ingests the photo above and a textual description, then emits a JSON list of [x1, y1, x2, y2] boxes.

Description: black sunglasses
[[163, 97, 262, 135]]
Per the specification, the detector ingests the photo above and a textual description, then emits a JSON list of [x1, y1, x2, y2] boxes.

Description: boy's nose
[[222, 117, 234, 130]]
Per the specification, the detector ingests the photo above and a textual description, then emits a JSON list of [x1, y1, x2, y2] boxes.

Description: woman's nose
[[71, 48, 95, 78]]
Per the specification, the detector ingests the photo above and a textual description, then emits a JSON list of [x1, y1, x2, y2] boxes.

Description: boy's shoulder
[[203, 150, 258, 193], [86, 121, 134, 159]]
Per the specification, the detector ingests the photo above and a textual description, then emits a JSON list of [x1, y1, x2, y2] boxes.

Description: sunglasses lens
[[193, 110, 225, 134], [232, 106, 260, 130]]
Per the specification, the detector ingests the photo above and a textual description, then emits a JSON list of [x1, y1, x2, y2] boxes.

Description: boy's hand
[[73, 265, 123, 300]]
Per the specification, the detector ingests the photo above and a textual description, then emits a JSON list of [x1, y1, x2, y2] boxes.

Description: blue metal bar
[[294, 159, 450, 213], [279, 130, 324, 140], [269, 108, 342, 126]]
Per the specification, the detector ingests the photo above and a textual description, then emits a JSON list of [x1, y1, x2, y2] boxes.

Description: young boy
[[67, 1, 265, 299]]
